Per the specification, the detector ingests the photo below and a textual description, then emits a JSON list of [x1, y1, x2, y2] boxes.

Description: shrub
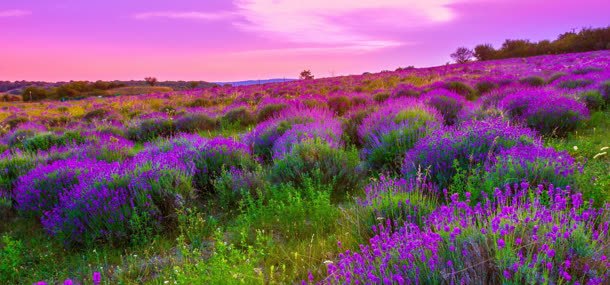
[[175, 114, 217, 133], [342, 107, 375, 147], [255, 103, 287, 123], [373, 92, 390, 102], [14, 159, 112, 217], [272, 120, 343, 160], [601, 81, 610, 99], [359, 98, 440, 173], [126, 117, 175, 142], [221, 107, 255, 127], [580, 90, 607, 110], [214, 167, 266, 212], [269, 139, 364, 199], [21, 131, 85, 152], [193, 137, 255, 194], [558, 78, 594, 89], [423, 89, 468, 125], [483, 145, 577, 192], [244, 107, 334, 163], [83, 109, 109, 121], [444, 81, 477, 100], [500, 91, 589, 137], [187, 98, 212, 108], [327, 96, 353, 116], [391, 84, 420, 98], [358, 176, 439, 235], [519, 76, 546, 87], [0, 235, 25, 283], [41, 164, 193, 247], [0, 153, 39, 201], [402, 119, 539, 189], [475, 81, 498, 95]]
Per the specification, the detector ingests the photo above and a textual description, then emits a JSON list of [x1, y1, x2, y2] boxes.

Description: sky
[[0, 0, 608, 82]]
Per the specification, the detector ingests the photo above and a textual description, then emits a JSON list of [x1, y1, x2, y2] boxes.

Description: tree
[[21, 86, 49, 102], [145, 77, 158, 86], [299, 70, 314, 80], [188, 81, 199, 89], [450, 47, 474, 64], [474, 44, 496, 61]]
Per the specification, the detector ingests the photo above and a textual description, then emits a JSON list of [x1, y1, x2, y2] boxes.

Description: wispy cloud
[[233, 0, 459, 51], [0, 9, 31, 17], [133, 11, 235, 21]]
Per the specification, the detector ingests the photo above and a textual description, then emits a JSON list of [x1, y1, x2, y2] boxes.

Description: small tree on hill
[[474, 44, 496, 61], [299, 70, 314, 80], [145, 77, 158, 86], [451, 47, 474, 64], [188, 81, 199, 89]]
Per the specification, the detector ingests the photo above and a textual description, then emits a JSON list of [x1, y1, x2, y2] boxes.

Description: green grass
[[546, 110, 610, 205]]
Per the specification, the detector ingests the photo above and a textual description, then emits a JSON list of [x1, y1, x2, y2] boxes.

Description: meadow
[[0, 50, 609, 284]]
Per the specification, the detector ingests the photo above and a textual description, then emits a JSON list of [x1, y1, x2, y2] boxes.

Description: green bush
[[269, 140, 365, 199], [0, 235, 25, 283], [327, 96, 353, 116], [519, 76, 546, 87], [256, 104, 287, 123], [445, 81, 477, 100], [558, 79, 593, 89], [21, 131, 85, 152], [580, 90, 607, 111], [221, 107, 255, 127], [474, 81, 498, 95], [187, 98, 213, 108], [213, 167, 267, 212], [0, 155, 38, 200], [126, 118, 175, 142], [175, 114, 217, 133], [373, 92, 390, 103]]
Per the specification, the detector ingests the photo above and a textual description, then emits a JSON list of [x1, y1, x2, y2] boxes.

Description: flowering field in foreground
[[0, 51, 609, 284]]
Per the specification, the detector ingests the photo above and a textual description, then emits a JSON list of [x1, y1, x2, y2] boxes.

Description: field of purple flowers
[[1, 51, 609, 284]]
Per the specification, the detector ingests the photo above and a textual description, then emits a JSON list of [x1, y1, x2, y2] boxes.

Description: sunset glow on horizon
[[1, 0, 608, 82]]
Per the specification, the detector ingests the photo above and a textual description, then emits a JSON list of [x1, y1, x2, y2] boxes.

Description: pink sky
[[0, 0, 608, 82]]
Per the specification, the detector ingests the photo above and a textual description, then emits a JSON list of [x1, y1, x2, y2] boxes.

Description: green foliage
[[234, 180, 339, 244], [221, 107, 255, 127], [0, 154, 38, 199], [475, 81, 498, 95], [519, 76, 546, 87], [21, 131, 85, 152], [327, 96, 352, 116], [128, 210, 157, 247], [580, 90, 607, 111], [373, 92, 390, 102], [342, 107, 374, 147], [269, 140, 365, 199], [0, 235, 25, 283], [213, 167, 267, 212], [546, 110, 610, 205], [187, 98, 213, 108], [127, 118, 175, 142], [470, 27, 610, 60], [256, 104, 287, 123], [558, 79, 593, 89], [445, 81, 477, 100], [176, 208, 218, 249], [175, 114, 217, 133], [193, 146, 256, 195]]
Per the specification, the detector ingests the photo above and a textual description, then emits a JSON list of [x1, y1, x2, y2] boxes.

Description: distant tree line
[[21, 81, 127, 102], [471, 26, 610, 61], [5, 79, 218, 102]]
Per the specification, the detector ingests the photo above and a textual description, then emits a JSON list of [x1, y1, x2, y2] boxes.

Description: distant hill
[[215, 78, 296, 87]]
